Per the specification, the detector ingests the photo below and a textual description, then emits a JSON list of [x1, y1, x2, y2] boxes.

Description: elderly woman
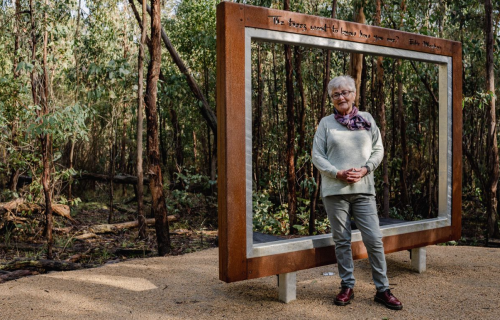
[[311, 75, 402, 310]]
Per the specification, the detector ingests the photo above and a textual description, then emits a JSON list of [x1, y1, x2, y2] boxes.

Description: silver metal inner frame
[[245, 28, 452, 258]]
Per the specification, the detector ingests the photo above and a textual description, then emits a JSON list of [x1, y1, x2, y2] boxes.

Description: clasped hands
[[336, 167, 368, 183]]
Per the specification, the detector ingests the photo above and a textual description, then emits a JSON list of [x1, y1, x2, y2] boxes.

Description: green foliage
[[253, 191, 289, 235], [253, 191, 330, 235]]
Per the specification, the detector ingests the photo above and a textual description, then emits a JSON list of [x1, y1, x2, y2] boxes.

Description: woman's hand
[[337, 167, 368, 183]]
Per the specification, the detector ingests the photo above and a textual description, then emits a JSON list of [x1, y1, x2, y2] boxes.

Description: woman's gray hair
[[328, 75, 356, 98]]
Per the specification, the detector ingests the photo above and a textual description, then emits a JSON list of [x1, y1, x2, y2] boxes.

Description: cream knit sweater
[[311, 111, 383, 197]]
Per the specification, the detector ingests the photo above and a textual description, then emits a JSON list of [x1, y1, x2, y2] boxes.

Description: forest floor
[[0, 190, 219, 268], [0, 245, 499, 319]]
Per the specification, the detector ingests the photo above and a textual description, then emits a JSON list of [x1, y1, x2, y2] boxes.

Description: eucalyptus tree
[[484, 0, 499, 239], [145, 0, 171, 255]]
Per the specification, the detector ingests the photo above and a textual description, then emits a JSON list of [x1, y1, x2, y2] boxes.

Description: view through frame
[[217, 2, 462, 283]]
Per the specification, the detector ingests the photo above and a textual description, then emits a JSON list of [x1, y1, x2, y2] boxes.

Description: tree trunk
[[374, 0, 389, 218], [108, 143, 115, 224], [30, 0, 54, 259], [349, 5, 365, 106], [485, 0, 500, 239], [397, 60, 409, 210], [397, 1, 409, 212], [309, 0, 336, 235], [135, 0, 216, 139], [120, 115, 128, 173], [136, 0, 147, 240], [359, 56, 368, 111], [145, 0, 170, 255], [253, 44, 263, 191], [284, 0, 297, 234], [8, 0, 21, 191], [294, 46, 307, 187], [170, 102, 183, 168]]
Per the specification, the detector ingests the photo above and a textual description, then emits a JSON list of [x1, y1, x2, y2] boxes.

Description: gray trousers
[[323, 194, 389, 292]]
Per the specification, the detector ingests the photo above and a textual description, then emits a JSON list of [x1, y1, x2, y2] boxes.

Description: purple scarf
[[334, 106, 371, 131]]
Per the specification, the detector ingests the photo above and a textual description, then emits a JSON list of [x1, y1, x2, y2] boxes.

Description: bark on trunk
[[284, 0, 297, 234], [145, 0, 170, 255], [397, 1, 409, 212], [349, 6, 365, 107], [309, 0, 336, 235], [397, 60, 409, 210], [253, 44, 263, 191], [374, 0, 389, 218], [485, 0, 500, 239], [294, 47, 307, 187], [108, 144, 115, 224], [136, 0, 147, 240], [30, 0, 53, 259], [135, 0, 216, 139], [8, 0, 21, 191]]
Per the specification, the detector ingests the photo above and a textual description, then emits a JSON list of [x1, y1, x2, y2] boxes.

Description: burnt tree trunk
[[284, 0, 297, 234], [8, 0, 21, 191], [294, 46, 307, 188], [136, 0, 216, 139], [374, 0, 389, 218], [485, 0, 500, 239], [349, 5, 365, 106], [169, 102, 183, 168], [397, 1, 409, 212], [145, 0, 170, 255], [108, 143, 115, 224], [309, 0, 336, 235], [253, 44, 263, 191], [397, 60, 409, 210], [30, 0, 53, 259]]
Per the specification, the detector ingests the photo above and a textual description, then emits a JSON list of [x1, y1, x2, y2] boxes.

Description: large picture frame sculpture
[[217, 2, 462, 283]]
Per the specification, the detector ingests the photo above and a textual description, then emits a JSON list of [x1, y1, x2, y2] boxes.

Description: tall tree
[[484, 0, 500, 239], [29, 0, 54, 259], [294, 46, 307, 186], [349, 2, 365, 106], [136, 0, 217, 139], [374, 0, 390, 218], [284, 0, 297, 234], [136, 0, 147, 240], [145, 0, 170, 255], [397, 0, 410, 210], [310, 0, 337, 235], [8, 0, 21, 191]]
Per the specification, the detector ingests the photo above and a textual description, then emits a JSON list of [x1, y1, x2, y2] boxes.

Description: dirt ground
[[0, 245, 499, 320]]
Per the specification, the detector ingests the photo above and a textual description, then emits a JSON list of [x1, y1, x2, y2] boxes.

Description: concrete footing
[[411, 247, 427, 273], [278, 272, 296, 303]]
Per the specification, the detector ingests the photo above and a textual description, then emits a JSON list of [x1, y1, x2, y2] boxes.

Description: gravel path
[[1, 245, 499, 319]]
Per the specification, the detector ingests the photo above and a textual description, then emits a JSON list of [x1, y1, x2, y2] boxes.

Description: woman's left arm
[[346, 115, 384, 182], [365, 117, 384, 173]]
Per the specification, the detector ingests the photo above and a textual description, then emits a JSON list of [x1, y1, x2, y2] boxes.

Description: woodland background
[[0, 0, 499, 269]]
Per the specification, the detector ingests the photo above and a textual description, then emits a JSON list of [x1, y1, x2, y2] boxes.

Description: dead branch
[[52, 204, 77, 223], [0, 199, 77, 224], [0, 270, 39, 283], [78, 173, 150, 185], [90, 216, 177, 234], [0, 259, 95, 272]]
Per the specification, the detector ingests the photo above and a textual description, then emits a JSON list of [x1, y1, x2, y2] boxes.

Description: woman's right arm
[[311, 119, 339, 179]]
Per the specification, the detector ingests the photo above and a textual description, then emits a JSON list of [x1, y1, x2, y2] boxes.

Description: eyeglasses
[[331, 90, 353, 100]]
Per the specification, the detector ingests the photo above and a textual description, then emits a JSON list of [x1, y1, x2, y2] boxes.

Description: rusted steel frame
[[247, 227, 453, 279], [217, 2, 462, 283], [216, 3, 247, 282], [243, 4, 456, 56]]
